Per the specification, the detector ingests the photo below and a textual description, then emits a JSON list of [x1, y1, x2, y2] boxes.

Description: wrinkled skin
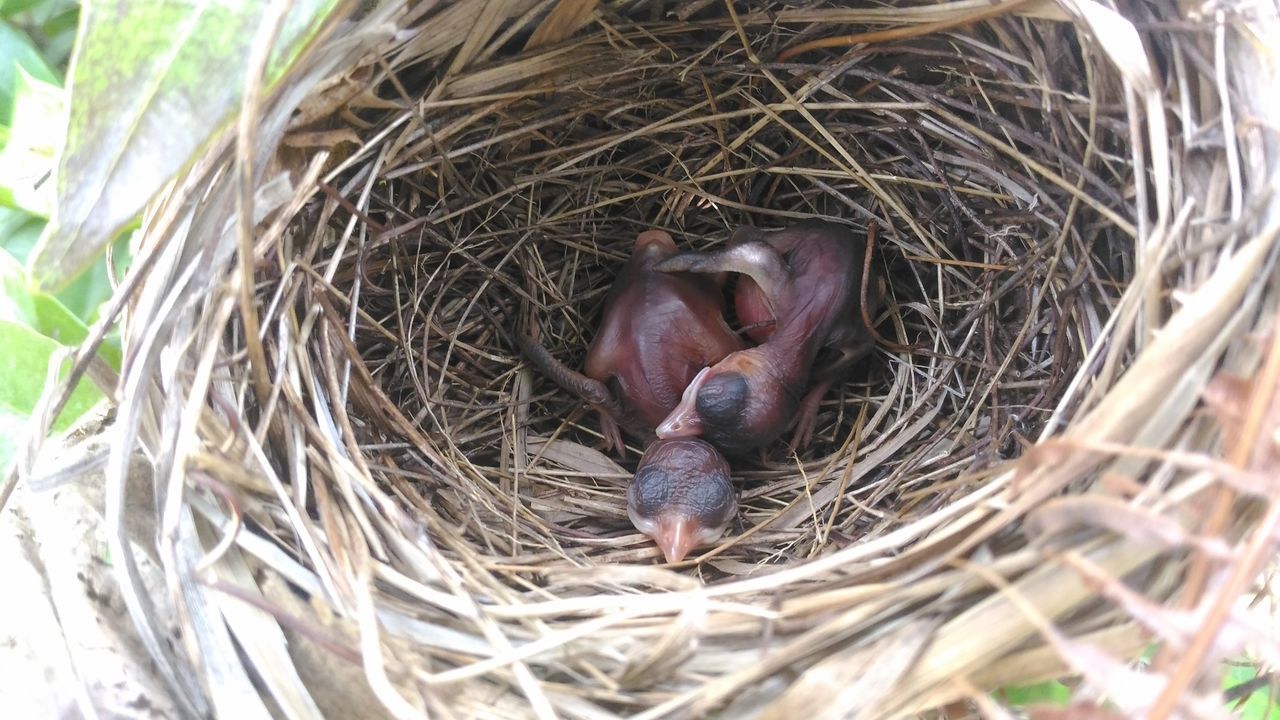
[[627, 438, 736, 562], [654, 219, 877, 455]]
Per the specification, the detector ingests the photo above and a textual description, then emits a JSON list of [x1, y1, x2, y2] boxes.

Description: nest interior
[[333, 9, 1134, 574], [73, 0, 1280, 718]]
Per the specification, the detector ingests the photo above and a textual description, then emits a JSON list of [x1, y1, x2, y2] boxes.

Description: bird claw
[[600, 413, 626, 458], [788, 377, 834, 453], [788, 407, 818, 454]]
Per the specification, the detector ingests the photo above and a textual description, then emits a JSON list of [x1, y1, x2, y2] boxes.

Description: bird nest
[[27, 0, 1280, 718]]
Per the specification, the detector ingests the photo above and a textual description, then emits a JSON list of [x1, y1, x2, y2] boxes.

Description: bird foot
[[788, 378, 834, 453], [600, 413, 626, 458]]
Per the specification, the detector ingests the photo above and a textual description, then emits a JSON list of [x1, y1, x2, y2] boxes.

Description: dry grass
[[11, 0, 1280, 718], [330, 9, 1138, 576]]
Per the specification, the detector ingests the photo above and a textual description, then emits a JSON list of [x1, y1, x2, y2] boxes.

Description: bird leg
[[597, 411, 626, 457], [516, 333, 619, 410], [789, 377, 834, 452], [788, 341, 875, 451], [515, 333, 629, 452]]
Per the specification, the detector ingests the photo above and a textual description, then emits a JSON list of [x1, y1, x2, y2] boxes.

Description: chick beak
[[657, 367, 709, 438], [654, 515, 701, 563]]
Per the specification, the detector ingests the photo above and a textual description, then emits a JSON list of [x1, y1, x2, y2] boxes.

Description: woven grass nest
[[31, 0, 1280, 718]]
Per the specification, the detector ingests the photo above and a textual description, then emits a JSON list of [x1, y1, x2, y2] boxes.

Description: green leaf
[[0, 18, 56, 119], [1, 0, 80, 68], [1, 243, 75, 334], [0, 67, 61, 216], [1225, 662, 1280, 720], [0, 243, 115, 471], [56, 223, 133, 325], [39, 5, 77, 42], [1138, 643, 1160, 665], [28, 0, 344, 292], [0, 404, 25, 474], [0, 207, 129, 332], [999, 680, 1072, 707], [54, 230, 129, 324], [0, 245, 121, 368], [0, 319, 104, 433], [0, 204, 42, 258], [1, 0, 54, 18]]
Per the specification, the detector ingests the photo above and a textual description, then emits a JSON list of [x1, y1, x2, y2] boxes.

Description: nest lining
[[52, 0, 1280, 718], [326, 15, 1131, 574]]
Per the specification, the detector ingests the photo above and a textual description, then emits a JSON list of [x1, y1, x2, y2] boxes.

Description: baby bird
[[627, 438, 736, 563], [653, 219, 877, 456], [517, 229, 745, 561], [517, 229, 746, 453]]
